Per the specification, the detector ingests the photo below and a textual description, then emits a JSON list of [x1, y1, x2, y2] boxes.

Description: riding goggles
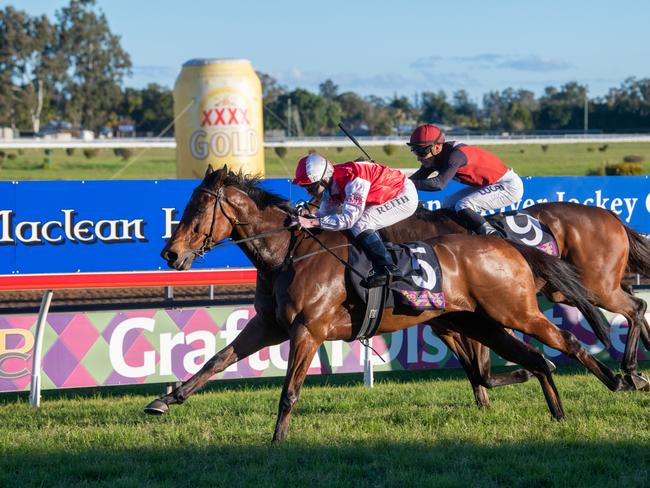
[[301, 182, 321, 194], [410, 145, 433, 158]]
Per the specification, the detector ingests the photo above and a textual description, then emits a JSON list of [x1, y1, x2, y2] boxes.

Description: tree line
[[261, 77, 650, 136], [2, 1, 649, 136]]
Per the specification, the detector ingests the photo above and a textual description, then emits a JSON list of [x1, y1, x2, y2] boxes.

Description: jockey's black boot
[[357, 230, 403, 288], [457, 208, 503, 237]]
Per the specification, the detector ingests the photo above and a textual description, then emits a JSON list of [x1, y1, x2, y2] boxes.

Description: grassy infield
[[1, 142, 649, 487], [1, 142, 649, 180]]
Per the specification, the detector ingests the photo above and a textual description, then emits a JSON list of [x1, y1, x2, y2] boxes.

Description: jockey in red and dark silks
[[407, 124, 524, 236], [292, 153, 418, 287]]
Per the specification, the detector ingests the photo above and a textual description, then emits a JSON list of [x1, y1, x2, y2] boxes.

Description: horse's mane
[[213, 169, 295, 213], [412, 206, 463, 226], [210, 168, 463, 224]]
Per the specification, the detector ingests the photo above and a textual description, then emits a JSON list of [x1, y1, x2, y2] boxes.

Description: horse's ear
[[204, 164, 214, 178], [222, 164, 229, 174]]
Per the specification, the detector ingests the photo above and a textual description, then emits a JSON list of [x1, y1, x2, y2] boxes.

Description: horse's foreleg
[[272, 324, 321, 443], [436, 315, 537, 408], [144, 316, 288, 414], [433, 323, 491, 408]]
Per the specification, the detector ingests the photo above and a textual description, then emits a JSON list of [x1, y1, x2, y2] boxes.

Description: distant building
[[36, 121, 94, 140], [116, 120, 136, 137]]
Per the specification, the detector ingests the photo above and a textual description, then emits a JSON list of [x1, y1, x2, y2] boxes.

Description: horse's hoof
[[144, 399, 169, 415], [545, 358, 557, 372], [624, 372, 650, 392]]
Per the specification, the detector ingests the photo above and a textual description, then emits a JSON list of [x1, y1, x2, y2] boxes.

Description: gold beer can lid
[[183, 58, 252, 67]]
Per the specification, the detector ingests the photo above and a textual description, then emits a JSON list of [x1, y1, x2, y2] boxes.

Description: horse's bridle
[[192, 185, 248, 257], [190, 184, 290, 258], [187, 184, 361, 276]]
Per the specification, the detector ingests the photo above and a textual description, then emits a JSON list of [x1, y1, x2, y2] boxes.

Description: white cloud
[[451, 53, 503, 64], [273, 67, 483, 97], [413, 53, 573, 73], [498, 55, 572, 72], [128, 65, 178, 81], [409, 56, 444, 70]]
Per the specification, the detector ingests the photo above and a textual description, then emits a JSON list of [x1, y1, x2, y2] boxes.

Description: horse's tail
[[509, 241, 612, 349], [623, 225, 650, 277]]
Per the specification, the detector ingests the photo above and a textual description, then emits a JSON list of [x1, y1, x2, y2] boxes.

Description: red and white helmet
[[293, 153, 333, 185]]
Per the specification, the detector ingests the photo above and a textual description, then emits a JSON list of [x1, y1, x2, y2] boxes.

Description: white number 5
[[411, 246, 436, 290]]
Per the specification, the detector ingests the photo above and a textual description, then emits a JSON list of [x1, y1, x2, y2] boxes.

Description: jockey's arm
[[318, 178, 370, 230], [410, 151, 467, 191], [315, 196, 339, 218], [409, 165, 434, 181]]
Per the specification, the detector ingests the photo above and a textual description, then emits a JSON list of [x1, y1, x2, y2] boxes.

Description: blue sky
[[17, 0, 650, 104]]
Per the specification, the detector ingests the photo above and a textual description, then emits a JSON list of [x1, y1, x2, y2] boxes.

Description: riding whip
[[338, 123, 373, 161]]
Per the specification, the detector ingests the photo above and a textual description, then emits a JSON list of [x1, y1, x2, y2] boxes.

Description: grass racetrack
[[1, 366, 649, 487]]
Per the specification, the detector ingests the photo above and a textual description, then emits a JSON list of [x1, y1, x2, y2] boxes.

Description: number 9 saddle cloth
[[486, 210, 559, 256]]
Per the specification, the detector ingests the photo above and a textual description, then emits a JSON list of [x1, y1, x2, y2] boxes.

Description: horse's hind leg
[[502, 311, 629, 392], [621, 282, 650, 350], [144, 316, 288, 415], [584, 284, 650, 390], [616, 284, 650, 390], [435, 315, 537, 408], [272, 324, 321, 443], [452, 313, 538, 389], [438, 315, 565, 420]]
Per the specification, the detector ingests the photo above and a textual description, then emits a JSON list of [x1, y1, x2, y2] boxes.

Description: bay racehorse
[[145, 166, 633, 442], [380, 203, 650, 404]]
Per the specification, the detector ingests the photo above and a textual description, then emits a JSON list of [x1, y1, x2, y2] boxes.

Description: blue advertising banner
[[0, 176, 647, 275], [420, 176, 649, 227]]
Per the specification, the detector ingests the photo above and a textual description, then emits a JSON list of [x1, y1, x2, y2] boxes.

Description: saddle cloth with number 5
[[486, 210, 559, 256], [347, 241, 446, 312]]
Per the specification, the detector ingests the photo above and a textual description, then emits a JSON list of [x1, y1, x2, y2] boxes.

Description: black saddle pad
[[487, 210, 559, 256], [347, 241, 446, 312]]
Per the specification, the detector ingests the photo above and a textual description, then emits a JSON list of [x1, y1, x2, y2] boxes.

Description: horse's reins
[[299, 227, 366, 280], [191, 186, 287, 257], [192, 185, 365, 280], [190, 183, 386, 357]]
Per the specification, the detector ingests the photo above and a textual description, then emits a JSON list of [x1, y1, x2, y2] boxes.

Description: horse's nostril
[[162, 250, 178, 263]]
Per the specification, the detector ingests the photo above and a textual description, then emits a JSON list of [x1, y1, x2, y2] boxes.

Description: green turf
[[1, 366, 648, 487], [1, 142, 649, 180]]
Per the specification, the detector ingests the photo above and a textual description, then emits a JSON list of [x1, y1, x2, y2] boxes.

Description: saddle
[[347, 241, 446, 340], [486, 210, 559, 256]]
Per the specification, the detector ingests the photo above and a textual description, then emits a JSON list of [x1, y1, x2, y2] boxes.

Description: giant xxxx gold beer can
[[174, 59, 264, 178]]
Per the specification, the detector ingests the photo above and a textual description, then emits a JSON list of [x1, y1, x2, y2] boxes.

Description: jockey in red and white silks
[[407, 124, 524, 236], [292, 153, 418, 287], [315, 160, 418, 235]]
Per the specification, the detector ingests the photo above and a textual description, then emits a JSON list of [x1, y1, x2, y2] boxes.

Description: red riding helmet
[[407, 124, 445, 146], [293, 153, 334, 185]]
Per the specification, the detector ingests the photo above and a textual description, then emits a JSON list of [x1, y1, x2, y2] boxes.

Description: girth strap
[[353, 284, 388, 341]]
